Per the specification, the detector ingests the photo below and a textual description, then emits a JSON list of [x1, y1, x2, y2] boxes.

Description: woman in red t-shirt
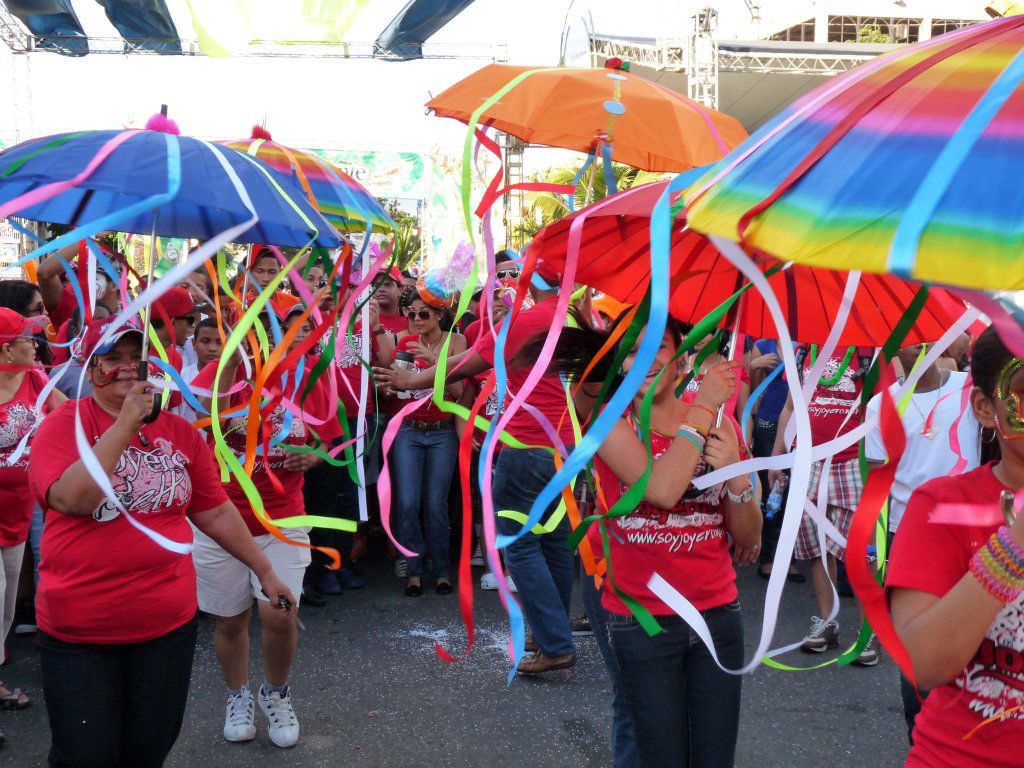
[[0, 308, 65, 726], [889, 326, 1024, 767], [388, 287, 466, 597], [28, 318, 295, 767], [545, 316, 762, 768]]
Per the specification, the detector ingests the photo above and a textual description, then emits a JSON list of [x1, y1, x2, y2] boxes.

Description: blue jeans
[[610, 604, 744, 768], [582, 569, 640, 768], [30, 501, 44, 588], [493, 448, 575, 657], [392, 422, 458, 579]]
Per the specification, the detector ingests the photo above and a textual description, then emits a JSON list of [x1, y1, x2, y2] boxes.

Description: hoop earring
[[983, 427, 997, 444]]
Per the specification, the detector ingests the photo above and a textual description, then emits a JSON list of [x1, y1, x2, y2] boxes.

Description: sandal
[[0, 684, 30, 710]]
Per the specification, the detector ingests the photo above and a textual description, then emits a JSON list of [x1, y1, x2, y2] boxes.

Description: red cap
[[151, 286, 197, 321], [81, 317, 143, 359], [0, 308, 29, 343]]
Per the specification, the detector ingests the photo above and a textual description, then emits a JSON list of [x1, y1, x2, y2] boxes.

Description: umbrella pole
[[139, 214, 162, 424], [716, 307, 743, 429]]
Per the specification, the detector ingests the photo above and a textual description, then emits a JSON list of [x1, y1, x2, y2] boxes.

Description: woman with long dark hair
[[536, 315, 762, 768], [888, 325, 1024, 765]]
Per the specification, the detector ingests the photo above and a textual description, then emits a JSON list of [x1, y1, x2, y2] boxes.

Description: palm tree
[[509, 162, 667, 246]]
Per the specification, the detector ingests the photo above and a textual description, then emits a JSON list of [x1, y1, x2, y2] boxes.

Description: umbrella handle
[[138, 361, 162, 424]]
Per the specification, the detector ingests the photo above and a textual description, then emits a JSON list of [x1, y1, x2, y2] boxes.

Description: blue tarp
[[2, 0, 180, 55], [374, 0, 476, 60]]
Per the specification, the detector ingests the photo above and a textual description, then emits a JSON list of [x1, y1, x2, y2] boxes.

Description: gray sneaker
[[853, 633, 880, 666], [800, 616, 839, 653], [393, 557, 407, 578]]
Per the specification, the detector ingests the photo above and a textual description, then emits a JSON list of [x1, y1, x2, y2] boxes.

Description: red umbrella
[[531, 182, 965, 346]]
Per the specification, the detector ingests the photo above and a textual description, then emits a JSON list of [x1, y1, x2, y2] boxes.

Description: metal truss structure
[[591, 33, 883, 77], [0, 6, 506, 61]]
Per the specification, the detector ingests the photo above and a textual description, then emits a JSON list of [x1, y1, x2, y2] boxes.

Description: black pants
[[40, 613, 199, 768]]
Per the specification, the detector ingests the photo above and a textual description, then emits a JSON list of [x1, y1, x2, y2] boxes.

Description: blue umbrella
[[0, 126, 344, 248]]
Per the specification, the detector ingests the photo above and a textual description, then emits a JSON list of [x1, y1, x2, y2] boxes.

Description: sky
[[0, 0, 576, 153]]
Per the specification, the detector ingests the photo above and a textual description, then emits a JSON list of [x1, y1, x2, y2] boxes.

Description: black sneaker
[[800, 616, 839, 653], [570, 616, 593, 636], [301, 585, 326, 608]]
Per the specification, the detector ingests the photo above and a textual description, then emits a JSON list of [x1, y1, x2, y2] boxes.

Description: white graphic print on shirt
[[93, 438, 192, 522], [962, 592, 1024, 722], [0, 402, 44, 469]]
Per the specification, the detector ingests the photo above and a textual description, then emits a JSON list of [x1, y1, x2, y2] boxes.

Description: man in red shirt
[[372, 267, 407, 334], [376, 276, 579, 674], [771, 346, 875, 664]]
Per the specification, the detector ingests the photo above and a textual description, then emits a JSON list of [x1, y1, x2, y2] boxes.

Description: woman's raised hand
[[116, 381, 156, 432], [694, 360, 741, 410]]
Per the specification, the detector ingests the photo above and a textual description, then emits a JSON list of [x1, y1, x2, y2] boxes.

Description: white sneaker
[[223, 686, 256, 743], [258, 685, 299, 748], [393, 557, 407, 578], [470, 543, 485, 567], [480, 572, 517, 592]]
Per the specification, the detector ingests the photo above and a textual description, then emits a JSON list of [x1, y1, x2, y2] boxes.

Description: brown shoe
[[525, 637, 539, 654], [517, 651, 576, 675]]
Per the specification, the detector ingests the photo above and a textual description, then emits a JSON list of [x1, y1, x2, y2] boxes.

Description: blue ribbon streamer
[[493, 168, 685, 557], [601, 141, 617, 196], [887, 47, 1024, 276], [567, 149, 596, 213]]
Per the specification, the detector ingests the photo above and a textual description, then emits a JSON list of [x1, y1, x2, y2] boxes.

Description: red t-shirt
[[474, 298, 575, 448], [49, 283, 77, 331], [379, 313, 408, 334], [388, 334, 451, 422], [594, 410, 744, 616], [0, 370, 57, 546], [52, 320, 72, 367], [192, 361, 333, 536], [28, 399, 228, 644], [803, 347, 868, 463], [463, 319, 505, 422], [887, 463, 1024, 767]]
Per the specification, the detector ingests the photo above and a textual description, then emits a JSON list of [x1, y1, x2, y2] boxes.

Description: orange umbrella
[[426, 62, 748, 172]]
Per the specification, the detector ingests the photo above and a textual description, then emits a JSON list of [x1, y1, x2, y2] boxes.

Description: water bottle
[[393, 351, 415, 399], [765, 481, 783, 520]]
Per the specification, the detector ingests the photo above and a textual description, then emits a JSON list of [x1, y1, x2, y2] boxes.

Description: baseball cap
[[0, 308, 30, 343], [151, 286, 197, 321], [81, 317, 143, 359]]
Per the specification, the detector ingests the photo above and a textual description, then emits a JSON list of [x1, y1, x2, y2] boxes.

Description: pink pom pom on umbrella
[[251, 125, 273, 141], [145, 112, 180, 135]]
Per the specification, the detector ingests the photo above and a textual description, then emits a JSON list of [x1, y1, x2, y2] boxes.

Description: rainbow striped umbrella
[[222, 128, 394, 234], [683, 15, 1024, 291]]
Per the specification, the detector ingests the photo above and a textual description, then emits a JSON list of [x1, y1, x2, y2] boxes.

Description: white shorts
[[192, 525, 311, 617]]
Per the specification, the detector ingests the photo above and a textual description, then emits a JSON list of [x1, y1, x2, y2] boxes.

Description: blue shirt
[[753, 339, 787, 422]]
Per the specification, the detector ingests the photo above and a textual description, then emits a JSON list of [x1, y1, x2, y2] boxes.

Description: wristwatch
[[727, 482, 755, 504]]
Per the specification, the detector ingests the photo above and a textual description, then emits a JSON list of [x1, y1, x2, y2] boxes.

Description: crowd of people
[[0, 234, 1020, 768]]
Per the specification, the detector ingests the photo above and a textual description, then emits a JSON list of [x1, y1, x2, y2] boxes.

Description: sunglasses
[[406, 309, 434, 321], [175, 314, 197, 326]]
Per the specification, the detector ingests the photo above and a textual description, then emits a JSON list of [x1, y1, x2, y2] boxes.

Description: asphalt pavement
[[1, 554, 908, 768]]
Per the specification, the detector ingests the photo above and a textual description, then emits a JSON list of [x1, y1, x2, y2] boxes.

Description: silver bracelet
[[727, 483, 755, 504]]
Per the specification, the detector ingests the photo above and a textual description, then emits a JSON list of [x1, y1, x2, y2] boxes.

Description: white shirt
[[865, 370, 980, 532]]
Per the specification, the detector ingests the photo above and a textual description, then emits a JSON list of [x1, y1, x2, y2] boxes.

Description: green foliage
[[857, 24, 892, 43], [382, 199, 422, 270], [509, 163, 668, 246]]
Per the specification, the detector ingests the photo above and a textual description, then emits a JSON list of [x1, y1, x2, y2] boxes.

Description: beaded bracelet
[[997, 526, 1024, 566], [970, 531, 1024, 603], [680, 420, 710, 439]]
